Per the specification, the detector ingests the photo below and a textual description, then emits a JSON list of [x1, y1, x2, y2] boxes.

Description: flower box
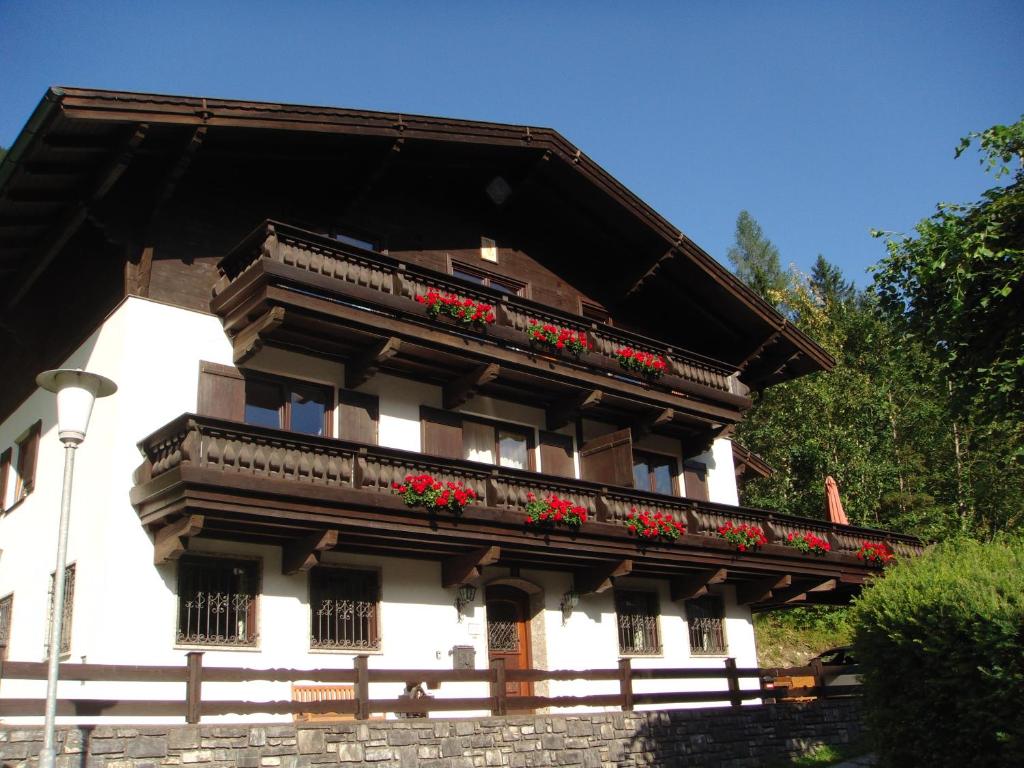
[[526, 321, 592, 357], [856, 541, 894, 566], [625, 507, 685, 541], [717, 521, 768, 552], [392, 473, 479, 514], [523, 492, 588, 529], [782, 531, 832, 556], [614, 347, 668, 379], [416, 289, 496, 328]]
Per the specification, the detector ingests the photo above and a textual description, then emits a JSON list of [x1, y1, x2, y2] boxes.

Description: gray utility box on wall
[[451, 645, 475, 670]]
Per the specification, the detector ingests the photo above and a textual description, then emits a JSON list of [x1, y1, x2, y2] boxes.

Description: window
[[462, 416, 534, 471], [579, 299, 610, 325], [450, 261, 526, 296], [310, 567, 380, 651], [5, 422, 41, 507], [615, 591, 661, 656], [480, 236, 498, 263], [244, 376, 333, 437], [686, 595, 727, 655], [330, 231, 377, 252], [632, 450, 679, 496], [46, 564, 74, 656], [176, 556, 259, 647], [0, 594, 12, 660]]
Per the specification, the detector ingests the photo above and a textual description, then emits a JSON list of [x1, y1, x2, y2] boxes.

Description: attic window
[[579, 300, 610, 325], [480, 236, 498, 263], [331, 231, 377, 252], [450, 261, 526, 297]]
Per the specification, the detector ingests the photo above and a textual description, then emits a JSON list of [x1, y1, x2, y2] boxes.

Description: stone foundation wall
[[0, 700, 865, 768]]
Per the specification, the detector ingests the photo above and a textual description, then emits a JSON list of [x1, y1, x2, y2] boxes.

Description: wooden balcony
[[131, 415, 923, 608], [210, 222, 751, 444]]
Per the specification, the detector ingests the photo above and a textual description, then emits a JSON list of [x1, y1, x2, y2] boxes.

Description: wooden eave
[[733, 442, 775, 480], [0, 86, 833, 386]]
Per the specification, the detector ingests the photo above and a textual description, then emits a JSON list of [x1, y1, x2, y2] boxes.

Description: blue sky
[[1, 1, 1021, 285]]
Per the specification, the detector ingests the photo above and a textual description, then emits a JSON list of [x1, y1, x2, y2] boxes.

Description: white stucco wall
[[0, 297, 757, 723]]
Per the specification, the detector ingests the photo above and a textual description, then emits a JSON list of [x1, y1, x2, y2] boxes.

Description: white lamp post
[[34, 369, 116, 768]]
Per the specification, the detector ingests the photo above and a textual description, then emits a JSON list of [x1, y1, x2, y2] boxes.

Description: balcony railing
[[135, 414, 924, 560], [213, 222, 744, 402]]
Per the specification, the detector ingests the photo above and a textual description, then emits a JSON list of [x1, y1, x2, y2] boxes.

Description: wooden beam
[[338, 138, 404, 219], [443, 363, 500, 410], [345, 337, 402, 389], [282, 530, 338, 575], [441, 546, 501, 588], [632, 407, 674, 438], [153, 515, 204, 565], [546, 389, 603, 430], [769, 578, 837, 605], [232, 307, 286, 364], [5, 123, 149, 311], [669, 568, 727, 602], [574, 559, 632, 595], [736, 574, 792, 605]]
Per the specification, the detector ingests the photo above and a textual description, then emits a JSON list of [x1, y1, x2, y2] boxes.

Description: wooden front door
[[486, 585, 533, 706]]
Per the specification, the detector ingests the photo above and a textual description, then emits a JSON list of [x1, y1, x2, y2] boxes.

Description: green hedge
[[849, 536, 1024, 766]]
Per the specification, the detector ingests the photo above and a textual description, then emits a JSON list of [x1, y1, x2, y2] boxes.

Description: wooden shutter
[[579, 428, 634, 487], [420, 406, 463, 459], [15, 422, 41, 497], [539, 431, 575, 478], [683, 461, 709, 502], [197, 362, 245, 420], [0, 448, 11, 510], [338, 390, 379, 445]]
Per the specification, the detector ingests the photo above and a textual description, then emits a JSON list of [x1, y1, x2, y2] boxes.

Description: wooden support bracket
[[442, 546, 501, 588], [736, 574, 792, 605], [632, 407, 674, 438], [232, 306, 286, 364], [153, 515, 204, 565], [669, 568, 727, 602], [769, 578, 837, 605], [574, 559, 632, 595], [282, 530, 339, 575], [546, 389, 603, 430], [345, 337, 402, 389], [443, 363, 500, 410]]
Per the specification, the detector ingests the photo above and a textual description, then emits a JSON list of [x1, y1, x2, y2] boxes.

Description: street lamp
[[34, 369, 116, 768]]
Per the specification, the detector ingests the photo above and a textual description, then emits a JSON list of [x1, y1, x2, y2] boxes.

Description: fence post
[[185, 651, 204, 724], [810, 657, 824, 698], [618, 658, 633, 712], [725, 657, 741, 707], [489, 659, 507, 716], [354, 655, 370, 720]]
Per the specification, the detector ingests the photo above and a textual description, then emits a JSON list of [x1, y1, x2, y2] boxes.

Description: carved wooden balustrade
[[136, 415, 924, 562], [213, 221, 741, 400]]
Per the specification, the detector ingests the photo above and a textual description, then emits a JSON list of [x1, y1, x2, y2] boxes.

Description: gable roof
[[0, 87, 833, 386]]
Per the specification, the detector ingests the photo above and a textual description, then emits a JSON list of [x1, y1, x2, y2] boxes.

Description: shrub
[[849, 536, 1024, 767]]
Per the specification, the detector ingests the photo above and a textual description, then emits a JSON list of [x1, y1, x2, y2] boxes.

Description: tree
[[809, 254, 855, 307], [726, 210, 790, 309], [873, 116, 1024, 448]]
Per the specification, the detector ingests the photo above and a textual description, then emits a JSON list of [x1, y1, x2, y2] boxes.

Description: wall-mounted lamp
[[455, 583, 477, 622], [560, 590, 580, 624]]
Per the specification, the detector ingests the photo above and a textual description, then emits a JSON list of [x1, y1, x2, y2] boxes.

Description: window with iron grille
[[176, 556, 259, 647], [310, 568, 380, 651], [0, 593, 12, 660], [615, 591, 661, 656], [686, 595, 727, 655], [46, 564, 74, 656]]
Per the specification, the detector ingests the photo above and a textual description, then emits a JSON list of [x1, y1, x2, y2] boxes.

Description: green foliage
[[873, 115, 1024, 452], [849, 536, 1024, 766], [753, 607, 851, 667], [727, 210, 791, 310]]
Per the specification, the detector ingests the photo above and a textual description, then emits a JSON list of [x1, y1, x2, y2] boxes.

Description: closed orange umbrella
[[825, 475, 849, 525]]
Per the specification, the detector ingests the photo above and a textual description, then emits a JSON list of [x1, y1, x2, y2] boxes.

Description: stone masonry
[[0, 700, 864, 768]]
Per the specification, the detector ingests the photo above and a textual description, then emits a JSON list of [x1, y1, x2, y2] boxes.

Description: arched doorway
[[485, 584, 533, 706]]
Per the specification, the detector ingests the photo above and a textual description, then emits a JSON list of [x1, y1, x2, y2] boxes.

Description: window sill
[[174, 643, 261, 652], [310, 646, 384, 656], [3, 495, 29, 515], [689, 652, 730, 659], [618, 651, 664, 660]]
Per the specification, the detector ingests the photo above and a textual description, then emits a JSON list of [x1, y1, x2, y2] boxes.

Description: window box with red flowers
[[415, 289, 496, 329], [856, 541, 894, 566], [782, 531, 832, 556], [717, 521, 768, 553], [392, 474, 479, 515], [526, 321, 593, 357], [523, 492, 588, 530], [625, 507, 686, 542], [614, 347, 668, 379]]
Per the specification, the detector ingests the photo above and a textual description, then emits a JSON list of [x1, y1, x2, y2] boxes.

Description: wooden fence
[[0, 653, 858, 723]]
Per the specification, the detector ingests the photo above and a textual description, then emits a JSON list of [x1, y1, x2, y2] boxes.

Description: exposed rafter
[[546, 389, 603, 430], [345, 336, 402, 389], [338, 137, 404, 219], [574, 559, 632, 595], [632, 407, 674, 438], [153, 514, 203, 565], [669, 568, 727, 602], [232, 307, 286, 364], [282, 530, 338, 575], [736, 574, 792, 605], [767, 578, 837, 605], [443, 363, 500, 410], [441, 546, 500, 588]]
